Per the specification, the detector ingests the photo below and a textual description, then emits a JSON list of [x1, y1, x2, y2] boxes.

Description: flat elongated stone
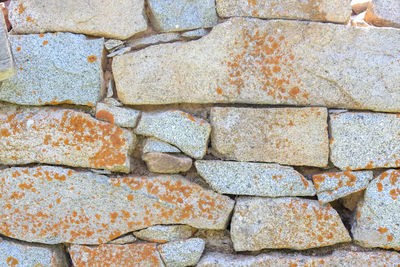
[[143, 152, 192, 173], [216, 0, 351, 23], [9, 0, 147, 39], [113, 18, 400, 112], [0, 33, 103, 106], [313, 171, 373, 204], [352, 170, 400, 249], [134, 225, 194, 243], [365, 0, 400, 28], [69, 243, 164, 267], [0, 238, 67, 267], [127, 33, 182, 50], [0, 108, 134, 172], [330, 112, 400, 170], [197, 250, 400, 267], [0, 13, 15, 81], [231, 197, 351, 251], [0, 166, 234, 244], [211, 107, 328, 167], [195, 160, 315, 196], [143, 137, 181, 154], [148, 0, 217, 32], [108, 234, 137, 244], [193, 229, 233, 253], [96, 102, 141, 128], [158, 238, 205, 267], [135, 110, 211, 159]]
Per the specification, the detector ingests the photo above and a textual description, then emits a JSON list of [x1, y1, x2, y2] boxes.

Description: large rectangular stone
[[0, 12, 14, 80], [210, 107, 329, 167], [113, 18, 400, 112]]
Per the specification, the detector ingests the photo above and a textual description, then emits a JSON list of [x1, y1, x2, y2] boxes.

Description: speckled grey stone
[[135, 110, 211, 159], [0, 237, 67, 266], [127, 33, 182, 50], [134, 225, 194, 243], [181, 28, 208, 39], [0, 14, 15, 81], [96, 102, 140, 128], [313, 171, 373, 204], [0, 33, 103, 106], [195, 160, 315, 197], [148, 0, 217, 32], [104, 39, 124, 52], [108, 234, 137, 244], [352, 169, 400, 249], [143, 137, 181, 154], [330, 112, 400, 170], [365, 0, 400, 28], [158, 238, 205, 267], [107, 46, 131, 58]]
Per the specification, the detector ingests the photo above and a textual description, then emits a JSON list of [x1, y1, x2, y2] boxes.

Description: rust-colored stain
[[87, 55, 98, 63], [42, 40, 48, 45], [96, 110, 115, 124], [6, 256, 19, 267]]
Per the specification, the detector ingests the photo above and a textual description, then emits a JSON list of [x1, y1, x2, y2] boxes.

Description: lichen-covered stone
[[195, 160, 315, 196], [313, 171, 373, 204], [69, 243, 164, 267], [231, 197, 351, 251], [113, 18, 400, 112], [0, 33, 103, 106], [133, 225, 194, 243], [197, 250, 400, 267], [143, 152, 192, 173], [0, 108, 134, 172], [352, 170, 400, 249], [211, 107, 328, 167], [158, 238, 205, 267], [0, 237, 67, 267], [216, 0, 351, 23], [0, 166, 234, 244], [9, 0, 147, 39], [135, 110, 211, 159], [96, 102, 140, 128], [365, 0, 400, 28], [330, 112, 400, 170], [148, 0, 217, 32], [0, 13, 15, 81], [143, 137, 181, 154]]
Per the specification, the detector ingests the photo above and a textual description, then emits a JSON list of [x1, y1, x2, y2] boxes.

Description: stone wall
[[0, 0, 399, 266]]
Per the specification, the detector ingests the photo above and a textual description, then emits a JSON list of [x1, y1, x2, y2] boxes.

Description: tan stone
[[365, 0, 400, 28], [0, 108, 135, 172], [352, 0, 370, 14], [134, 225, 194, 243], [211, 107, 329, 167], [340, 190, 364, 211], [143, 152, 192, 173], [0, 12, 14, 81]]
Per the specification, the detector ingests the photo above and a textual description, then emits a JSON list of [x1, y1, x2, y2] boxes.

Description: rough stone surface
[[113, 18, 400, 112], [135, 110, 211, 159], [104, 39, 124, 52], [0, 13, 14, 81], [0, 33, 103, 106], [143, 137, 181, 154], [211, 107, 329, 167], [148, 0, 217, 32], [107, 46, 131, 58], [127, 33, 182, 50], [352, 0, 370, 14], [193, 229, 233, 253], [195, 160, 315, 196], [330, 112, 400, 170], [0, 108, 134, 172], [365, 0, 400, 28], [133, 225, 194, 243], [0, 237, 67, 267], [350, 11, 369, 27], [340, 190, 364, 211], [231, 197, 351, 251], [197, 250, 400, 266], [313, 171, 373, 204], [9, 0, 147, 39], [108, 234, 137, 244], [96, 102, 141, 128], [143, 152, 192, 173], [181, 28, 208, 39], [352, 169, 400, 249], [158, 238, 205, 267], [69, 243, 164, 267], [216, 0, 351, 23], [0, 166, 234, 244]]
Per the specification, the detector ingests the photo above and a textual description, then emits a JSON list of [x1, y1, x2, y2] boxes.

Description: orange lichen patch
[[87, 55, 98, 63], [17, 3, 25, 14], [26, 16, 34, 23], [6, 256, 19, 267], [378, 227, 388, 234], [42, 40, 48, 45], [387, 235, 394, 242], [377, 182, 383, 192], [16, 47, 21, 52], [390, 188, 400, 200], [96, 110, 115, 124], [312, 175, 325, 190], [216, 87, 223, 95], [364, 161, 374, 169]]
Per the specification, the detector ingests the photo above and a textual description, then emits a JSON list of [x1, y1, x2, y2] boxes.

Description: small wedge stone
[[143, 137, 181, 154], [181, 28, 208, 39], [134, 225, 194, 243], [143, 152, 192, 173], [96, 102, 140, 128], [352, 0, 370, 14], [127, 33, 182, 50], [365, 0, 400, 28], [158, 238, 205, 267], [108, 234, 137, 244]]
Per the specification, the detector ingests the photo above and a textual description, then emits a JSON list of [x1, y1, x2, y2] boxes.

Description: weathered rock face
[[0, 238, 67, 267], [0, 166, 234, 244], [0, 108, 135, 172], [96, 102, 141, 128], [9, 0, 147, 39], [113, 18, 400, 112], [352, 0, 370, 14], [142, 137, 181, 154], [216, 0, 351, 23], [135, 110, 211, 159], [313, 171, 373, 204], [330, 112, 400, 170], [365, 0, 400, 28], [0, 13, 15, 81], [69, 243, 164, 267], [143, 152, 193, 173], [197, 250, 400, 267], [148, 0, 217, 32], [158, 238, 205, 267], [195, 160, 316, 196], [210, 107, 329, 167], [0, 33, 104, 106], [352, 170, 400, 249], [231, 197, 351, 251], [133, 225, 194, 243]]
